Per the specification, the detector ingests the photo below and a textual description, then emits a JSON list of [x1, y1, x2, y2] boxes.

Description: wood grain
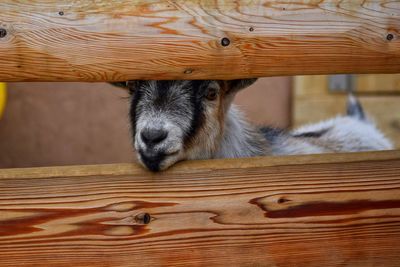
[[1, 151, 400, 266], [0, 1, 399, 81]]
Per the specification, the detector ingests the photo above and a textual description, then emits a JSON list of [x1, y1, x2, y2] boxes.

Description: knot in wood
[[184, 68, 193, 74], [278, 197, 290, 204], [0, 28, 7, 38], [386, 34, 394, 41], [135, 213, 151, 225]]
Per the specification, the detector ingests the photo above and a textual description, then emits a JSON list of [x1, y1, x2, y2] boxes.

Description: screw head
[[386, 33, 394, 41], [0, 28, 7, 38], [221, 37, 230, 47], [59, 11, 64, 16]]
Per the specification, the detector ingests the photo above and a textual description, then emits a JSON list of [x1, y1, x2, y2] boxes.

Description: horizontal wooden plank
[[1, 150, 400, 179], [0, 1, 399, 81], [1, 151, 400, 266]]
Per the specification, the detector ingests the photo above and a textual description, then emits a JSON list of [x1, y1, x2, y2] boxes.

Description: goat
[[112, 79, 393, 171]]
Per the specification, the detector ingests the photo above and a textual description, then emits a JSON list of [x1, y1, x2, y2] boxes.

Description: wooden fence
[[0, 0, 399, 81], [1, 151, 400, 266], [0, 1, 399, 266]]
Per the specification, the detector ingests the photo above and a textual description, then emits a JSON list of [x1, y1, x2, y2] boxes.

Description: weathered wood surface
[[0, 151, 400, 267], [0, 1, 399, 82]]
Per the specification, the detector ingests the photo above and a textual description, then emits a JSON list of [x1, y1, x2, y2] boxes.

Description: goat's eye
[[205, 88, 218, 100]]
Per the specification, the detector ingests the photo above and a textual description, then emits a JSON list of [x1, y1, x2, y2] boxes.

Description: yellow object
[[0, 83, 6, 119]]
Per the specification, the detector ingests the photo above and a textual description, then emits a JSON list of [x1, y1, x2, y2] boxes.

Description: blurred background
[[0, 75, 399, 168]]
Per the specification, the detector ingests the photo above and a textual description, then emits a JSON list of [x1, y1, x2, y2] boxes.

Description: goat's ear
[[109, 82, 128, 89], [109, 81, 138, 94], [226, 79, 258, 94]]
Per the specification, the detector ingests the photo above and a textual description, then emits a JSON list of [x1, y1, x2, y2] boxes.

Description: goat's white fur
[[213, 105, 393, 159], [215, 106, 269, 158]]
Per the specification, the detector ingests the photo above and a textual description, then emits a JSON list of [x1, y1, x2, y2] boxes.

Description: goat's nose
[[141, 128, 168, 146]]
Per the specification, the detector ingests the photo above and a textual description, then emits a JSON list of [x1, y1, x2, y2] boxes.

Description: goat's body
[[214, 105, 393, 159]]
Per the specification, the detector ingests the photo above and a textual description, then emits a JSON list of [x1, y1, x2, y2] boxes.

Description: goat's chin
[[136, 150, 182, 172]]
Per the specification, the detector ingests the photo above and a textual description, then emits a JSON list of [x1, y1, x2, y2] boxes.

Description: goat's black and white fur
[[113, 79, 393, 171]]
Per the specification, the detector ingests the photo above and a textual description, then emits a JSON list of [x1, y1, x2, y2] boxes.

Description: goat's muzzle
[[136, 127, 182, 171]]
